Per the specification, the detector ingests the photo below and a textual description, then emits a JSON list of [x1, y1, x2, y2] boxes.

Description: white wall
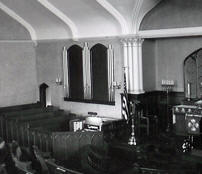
[[142, 39, 156, 91], [0, 42, 38, 107]]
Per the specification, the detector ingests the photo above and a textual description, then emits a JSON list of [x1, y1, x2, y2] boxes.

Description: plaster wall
[[0, 42, 38, 107], [0, 9, 31, 40], [142, 39, 156, 91], [155, 37, 202, 92], [140, 0, 202, 30]]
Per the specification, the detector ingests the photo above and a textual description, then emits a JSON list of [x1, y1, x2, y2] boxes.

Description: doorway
[[39, 83, 49, 107]]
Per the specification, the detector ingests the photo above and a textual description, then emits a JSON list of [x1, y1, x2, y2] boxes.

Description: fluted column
[[132, 38, 140, 93], [82, 42, 91, 99], [137, 38, 144, 93], [62, 46, 69, 97], [121, 37, 144, 94], [122, 41, 129, 90], [107, 44, 115, 102]]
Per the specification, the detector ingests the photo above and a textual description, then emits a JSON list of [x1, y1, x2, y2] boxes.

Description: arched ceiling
[[0, 0, 162, 40]]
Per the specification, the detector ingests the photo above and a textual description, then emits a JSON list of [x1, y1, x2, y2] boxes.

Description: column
[[132, 38, 140, 93], [82, 42, 92, 99], [62, 46, 69, 97], [121, 37, 144, 94], [107, 44, 115, 102], [137, 38, 144, 93], [127, 41, 133, 91], [122, 41, 129, 90]]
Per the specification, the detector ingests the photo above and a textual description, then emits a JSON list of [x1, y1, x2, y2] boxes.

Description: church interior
[[0, 0, 202, 173]]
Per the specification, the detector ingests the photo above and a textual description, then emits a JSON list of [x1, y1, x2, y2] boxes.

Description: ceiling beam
[[132, 0, 161, 34], [37, 0, 78, 39], [0, 1, 37, 40], [96, 0, 129, 34], [132, 0, 144, 33]]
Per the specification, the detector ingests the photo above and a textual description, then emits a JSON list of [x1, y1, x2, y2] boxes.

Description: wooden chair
[[0, 164, 7, 174], [10, 141, 36, 174], [32, 145, 49, 174], [137, 109, 150, 136], [80, 145, 110, 174]]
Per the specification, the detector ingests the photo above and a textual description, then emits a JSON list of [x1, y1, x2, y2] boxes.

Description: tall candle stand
[[161, 80, 175, 133], [128, 101, 137, 146]]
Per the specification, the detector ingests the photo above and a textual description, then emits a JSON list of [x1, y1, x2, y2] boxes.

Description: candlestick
[[187, 82, 191, 100], [128, 101, 137, 146], [161, 79, 175, 132]]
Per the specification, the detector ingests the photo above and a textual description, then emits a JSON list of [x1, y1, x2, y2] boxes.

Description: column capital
[[120, 37, 144, 46]]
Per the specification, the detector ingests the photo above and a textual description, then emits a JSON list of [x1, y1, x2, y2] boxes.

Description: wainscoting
[[129, 91, 185, 131]]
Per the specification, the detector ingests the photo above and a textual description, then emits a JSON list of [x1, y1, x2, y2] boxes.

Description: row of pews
[[1, 103, 200, 174], [0, 138, 85, 174], [0, 103, 106, 174]]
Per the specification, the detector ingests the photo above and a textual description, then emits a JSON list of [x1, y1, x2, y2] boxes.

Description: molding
[[64, 97, 115, 106], [132, 0, 143, 34], [37, 0, 78, 39], [0, 2, 37, 40], [37, 35, 122, 43], [96, 0, 129, 34], [138, 27, 202, 38], [0, 40, 34, 43]]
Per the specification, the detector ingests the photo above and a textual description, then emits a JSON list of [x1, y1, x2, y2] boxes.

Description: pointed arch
[[132, 0, 162, 33], [90, 43, 109, 102], [67, 45, 84, 100]]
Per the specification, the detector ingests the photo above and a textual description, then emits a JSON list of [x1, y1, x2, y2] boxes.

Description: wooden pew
[[14, 116, 125, 163], [0, 103, 42, 140], [15, 119, 104, 162], [24, 117, 70, 151], [2, 107, 53, 118], [5, 112, 54, 143], [3, 107, 56, 138], [1, 105, 125, 172], [52, 131, 104, 162], [45, 159, 84, 174], [4, 109, 66, 143], [0, 103, 41, 114], [8, 114, 69, 146]]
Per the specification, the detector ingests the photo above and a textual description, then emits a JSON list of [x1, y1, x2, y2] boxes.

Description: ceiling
[[0, 0, 161, 40]]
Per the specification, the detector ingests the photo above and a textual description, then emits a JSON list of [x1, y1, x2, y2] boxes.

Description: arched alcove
[[67, 44, 84, 100], [39, 83, 49, 107], [184, 48, 202, 99], [90, 43, 108, 102]]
